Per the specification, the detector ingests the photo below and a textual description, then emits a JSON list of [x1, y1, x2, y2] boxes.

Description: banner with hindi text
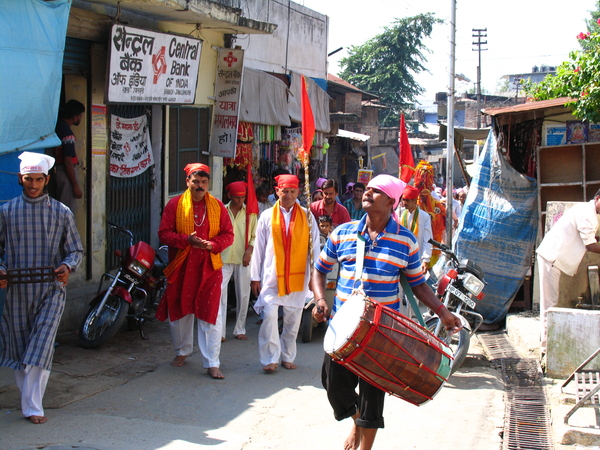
[[209, 48, 244, 158], [109, 115, 154, 178]]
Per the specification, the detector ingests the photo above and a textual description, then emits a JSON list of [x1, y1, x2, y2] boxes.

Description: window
[[168, 106, 210, 194]]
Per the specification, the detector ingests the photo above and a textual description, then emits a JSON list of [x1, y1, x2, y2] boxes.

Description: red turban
[[402, 185, 419, 200], [184, 163, 210, 177], [226, 181, 247, 196], [275, 174, 299, 189]]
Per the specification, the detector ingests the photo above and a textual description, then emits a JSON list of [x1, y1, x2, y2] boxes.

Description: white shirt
[[250, 204, 320, 312], [536, 200, 600, 276]]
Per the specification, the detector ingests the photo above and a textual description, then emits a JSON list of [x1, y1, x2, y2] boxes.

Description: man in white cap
[[0, 151, 83, 424], [312, 174, 462, 450]]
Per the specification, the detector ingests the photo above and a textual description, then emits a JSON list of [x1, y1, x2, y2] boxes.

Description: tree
[[338, 13, 442, 126], [582, 1, 600, 50], [524, 5, 600, 122], [523, 30, 600, 122]]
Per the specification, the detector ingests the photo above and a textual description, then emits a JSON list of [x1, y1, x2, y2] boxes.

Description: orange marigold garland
[[414, 161, 446, 267]]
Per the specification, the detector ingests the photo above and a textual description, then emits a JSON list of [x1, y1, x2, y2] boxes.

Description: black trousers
[[321, 353, 385, 429]]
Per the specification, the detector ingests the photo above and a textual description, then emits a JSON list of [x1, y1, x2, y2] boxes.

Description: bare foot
[[234, 334, 247, 340], [263, 363, 278, 373], [207, 367, 225, 379], [221, 336, 226, 342], [282, 361, 297, 370], [170, 355, 186, 367], [27, 415, 47, 424], [343, 422, 361, 450]]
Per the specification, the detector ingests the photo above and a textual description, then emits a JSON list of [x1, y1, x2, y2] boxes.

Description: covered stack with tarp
[[454, 130, 538, 324]]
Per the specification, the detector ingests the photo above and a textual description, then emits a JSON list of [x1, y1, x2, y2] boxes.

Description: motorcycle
[[426, 238, 486, 373], [79, 222, 168, 349], [300, 262, 338, 343]]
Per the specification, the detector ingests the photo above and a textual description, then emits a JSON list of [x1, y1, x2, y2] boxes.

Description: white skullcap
[[18, 152, 55, 175]]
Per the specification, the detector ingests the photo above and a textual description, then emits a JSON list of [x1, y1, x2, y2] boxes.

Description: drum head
[[324, 293, 366, 354]]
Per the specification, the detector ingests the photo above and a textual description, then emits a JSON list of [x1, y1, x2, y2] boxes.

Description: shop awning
[[0, 0, 69, 154], [240, 68, 291, 126], [288, 71, 331, 133], [336, 129, 371, 141], [72, 0, 277, 35]]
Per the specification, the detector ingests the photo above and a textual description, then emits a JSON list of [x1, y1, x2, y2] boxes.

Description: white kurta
[[250, 204, 320, 313], [398, 207, 433, 263], [536, 200, 600, 351], [536, 200, 600, 276]]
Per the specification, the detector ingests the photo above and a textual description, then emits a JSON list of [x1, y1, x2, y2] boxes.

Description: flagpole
[[445, 0, 456, 247]]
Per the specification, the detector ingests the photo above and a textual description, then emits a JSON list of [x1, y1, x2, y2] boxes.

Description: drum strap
[[354, 232, 366, 290], [400, 274, 426, 327], [355, 230, 426, 327]]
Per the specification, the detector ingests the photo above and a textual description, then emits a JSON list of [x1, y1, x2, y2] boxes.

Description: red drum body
[[324, 292, 453, 406]]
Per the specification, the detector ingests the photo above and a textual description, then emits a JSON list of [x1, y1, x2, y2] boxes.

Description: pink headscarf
[[367, 175, 407, 209]]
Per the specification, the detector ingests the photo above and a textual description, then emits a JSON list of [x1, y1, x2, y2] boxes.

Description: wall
[[88, 43, 108, 282], [547, 308, 600, 377], [63, 74, 88, 286], [239, 0, 327, 79]]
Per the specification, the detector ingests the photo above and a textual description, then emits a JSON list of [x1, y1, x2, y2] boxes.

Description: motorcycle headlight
[[462, 273, 484, 296], [128, 260, 148, 277]]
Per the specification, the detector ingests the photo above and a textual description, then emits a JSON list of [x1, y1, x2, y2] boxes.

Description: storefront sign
[[209, 48, 244, 158], [108, 24, 201, 104], [109, 114, 154, 177]]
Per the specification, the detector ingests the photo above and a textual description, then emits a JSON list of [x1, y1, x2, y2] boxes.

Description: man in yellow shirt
[[219, 181, 258, 340]]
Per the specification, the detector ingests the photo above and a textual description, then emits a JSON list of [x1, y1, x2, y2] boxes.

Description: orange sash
[[272, 201, 309, 296], [163, 190, 222, 283]]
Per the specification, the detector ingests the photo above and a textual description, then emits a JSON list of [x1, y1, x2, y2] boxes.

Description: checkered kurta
[[0, 193, 83, 371]]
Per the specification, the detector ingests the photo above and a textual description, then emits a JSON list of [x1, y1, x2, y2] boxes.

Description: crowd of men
[[7, 153, 591, 450]]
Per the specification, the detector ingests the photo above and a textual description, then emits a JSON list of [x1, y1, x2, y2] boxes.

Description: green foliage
[[524, 3, 600, 122], [338, 13, 442, 126], [582, 1, 600, 50], [523, 32, 600, 123]]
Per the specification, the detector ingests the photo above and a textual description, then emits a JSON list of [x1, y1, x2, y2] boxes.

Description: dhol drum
[[324, 291, 453, 406]]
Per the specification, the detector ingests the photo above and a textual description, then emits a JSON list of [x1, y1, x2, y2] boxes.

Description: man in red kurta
[[309, 179, 351, 229], [156, 163, 234, 379]]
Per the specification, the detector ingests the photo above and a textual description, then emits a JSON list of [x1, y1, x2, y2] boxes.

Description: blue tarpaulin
[[0, 0, 71, 155], [454, 129, 538, 324]]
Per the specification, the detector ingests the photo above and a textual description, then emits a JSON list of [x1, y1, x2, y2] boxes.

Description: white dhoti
[[14, 364, 50, 417], [258, 303, 302, 366], [537, 254, 561, 352], [220, 263, 251, 338], [169, 312, 224, 368]]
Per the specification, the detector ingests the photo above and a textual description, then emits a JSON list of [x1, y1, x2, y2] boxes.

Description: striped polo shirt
[[315, 214, 425, 314]]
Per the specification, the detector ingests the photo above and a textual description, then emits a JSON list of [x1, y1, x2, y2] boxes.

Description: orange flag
[[300, 75, 315, 161], [399, 114, 415, 183], [245, 163, 259, 249]]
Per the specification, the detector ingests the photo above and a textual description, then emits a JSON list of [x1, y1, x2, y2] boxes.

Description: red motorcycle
[[79, 222, 167, 349]]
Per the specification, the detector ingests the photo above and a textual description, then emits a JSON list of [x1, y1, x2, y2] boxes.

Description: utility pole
[[472, 28, 487, 129], [513, 76, 522, 103], [446, 0, 456, 247]]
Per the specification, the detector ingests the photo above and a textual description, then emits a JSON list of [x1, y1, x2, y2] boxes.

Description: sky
[[299, 0, 598, 105]]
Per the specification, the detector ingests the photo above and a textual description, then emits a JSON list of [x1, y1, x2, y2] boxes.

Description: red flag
[[399, 114, 415, 183], [245, 163, 259, 249], [300, 75, 315, 161]]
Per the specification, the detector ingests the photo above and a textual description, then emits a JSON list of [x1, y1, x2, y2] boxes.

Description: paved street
[[0, 310, 504, 450]]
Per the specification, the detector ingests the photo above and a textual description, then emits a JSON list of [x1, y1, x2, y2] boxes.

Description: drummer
[[312, 174, 461, 450]]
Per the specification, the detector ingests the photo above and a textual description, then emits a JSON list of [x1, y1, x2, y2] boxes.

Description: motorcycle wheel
[[300, 305, 314, 343], [79, 295, 129, 349], [425, 317, 470, 374]]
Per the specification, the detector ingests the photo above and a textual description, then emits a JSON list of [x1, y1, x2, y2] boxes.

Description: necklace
[[194, 203, 207, 227]]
